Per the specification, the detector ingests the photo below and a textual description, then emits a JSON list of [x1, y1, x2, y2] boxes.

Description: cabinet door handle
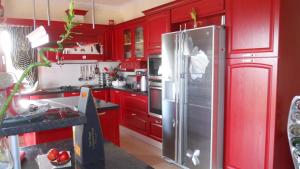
[[155, 120, 162, 124], [154, 45, 160, 48], [131, 113, 137, 116], [99, 112, 106, 116], [115, 91, 120, 93], [131, 94, 137, 97]]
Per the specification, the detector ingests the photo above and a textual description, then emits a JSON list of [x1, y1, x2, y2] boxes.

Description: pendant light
[[92, 0, 95, 29], [46, 0, 51, 26], [0, 0, 4, 18]]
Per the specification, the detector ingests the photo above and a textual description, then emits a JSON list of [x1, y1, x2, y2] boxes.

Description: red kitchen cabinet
[[112, 28, 124, 61], [148, 116, 162, 142], [92, 90, 109, 101], [226, 0, 279, 58], [123, 93, 149, 135], [110, 89, 125, 123], [98, 110, 120, 146], [144, 10, 171, 54], [63, 92, 80, 97], [171, 0, 224, 24], [22, 127, 72, 146], [225, 58, 277, 169]]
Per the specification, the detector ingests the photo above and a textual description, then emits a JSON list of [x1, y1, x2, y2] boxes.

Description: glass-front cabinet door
[[134, 26, 144, 60], [123, 29, 132, 60]]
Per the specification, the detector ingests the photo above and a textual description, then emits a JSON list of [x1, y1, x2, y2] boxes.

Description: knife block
[[73, 87, 105, 169]]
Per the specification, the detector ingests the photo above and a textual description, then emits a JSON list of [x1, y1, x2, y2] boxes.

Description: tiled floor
[[119, 127, 180, 169]]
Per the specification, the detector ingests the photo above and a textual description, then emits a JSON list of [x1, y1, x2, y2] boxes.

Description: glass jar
[[0, 137, 13, 169]]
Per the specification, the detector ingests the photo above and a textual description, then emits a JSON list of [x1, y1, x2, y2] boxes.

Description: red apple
[[47, 148, 59, 161], [57, 151, 70, 163]]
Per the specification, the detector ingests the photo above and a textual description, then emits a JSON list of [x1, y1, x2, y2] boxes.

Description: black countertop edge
[[18, 86, 148, 96], [0, 115, 87, 137]]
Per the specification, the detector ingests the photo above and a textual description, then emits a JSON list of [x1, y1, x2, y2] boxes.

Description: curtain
[[1, 26, 37, 87]]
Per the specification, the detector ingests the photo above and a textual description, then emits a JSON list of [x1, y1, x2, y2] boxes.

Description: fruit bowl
[[50, 156, 71, 166]]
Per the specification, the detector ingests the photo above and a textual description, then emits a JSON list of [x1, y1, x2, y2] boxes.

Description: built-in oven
[[148, 78, 162, 118], [148, 55, 162, 80]]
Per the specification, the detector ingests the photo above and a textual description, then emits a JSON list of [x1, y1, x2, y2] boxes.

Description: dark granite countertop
[[46, 96, 120, 112], [0, 96, 119, 137], [21, 139, 153, 169], [19, 85, 148, 96], [0, 107, 86, 137]]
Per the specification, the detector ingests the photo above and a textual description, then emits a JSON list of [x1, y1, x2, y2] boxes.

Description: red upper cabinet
[[113, 18, 145, 61], [225, 58, 277, 169], [145, 10, 171, 54], [226, 0, 279, 58], [171, 0, 224, 24]]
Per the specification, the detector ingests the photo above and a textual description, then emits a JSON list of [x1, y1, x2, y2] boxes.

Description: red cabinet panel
[[63, 92, 80, 97], [123, 93, 148, 116], [124, 110, 148, 135], [92, 90, 108, 101], [171, 0, 224, 23], [98, 110, 120, 146], [110, 89, 124, 123], [145, 10, 171, 54], [226, 0, 279, 58], [149, 116, 162, 142], [112, 28, 124, 61], [23, 127, 72, 146], [225, 58, 277, 169]]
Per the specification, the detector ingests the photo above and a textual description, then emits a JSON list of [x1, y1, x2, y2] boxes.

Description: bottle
[[95, 65, 100, 75]]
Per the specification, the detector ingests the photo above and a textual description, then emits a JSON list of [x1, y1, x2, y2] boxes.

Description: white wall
[[3, 0, 123, 24], [3, 0, 174, 24], [38, 62, 120, 88], [118, 0, 174, 22]]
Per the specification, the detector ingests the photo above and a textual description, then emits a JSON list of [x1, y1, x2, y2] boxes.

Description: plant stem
[[0, 0, 77, 124]]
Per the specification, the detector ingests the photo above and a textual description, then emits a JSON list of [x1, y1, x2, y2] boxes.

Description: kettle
[[140, 75, 147, 92]]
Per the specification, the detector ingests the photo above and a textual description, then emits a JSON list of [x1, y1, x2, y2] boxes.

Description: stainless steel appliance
[[162, 26, 225, 169], [148, 80, 162, 118], [148, 54, 162, 80], [288, 96, 300, 169]]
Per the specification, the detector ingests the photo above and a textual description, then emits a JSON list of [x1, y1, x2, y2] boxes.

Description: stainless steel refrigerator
[[162, 26, 225, 169]]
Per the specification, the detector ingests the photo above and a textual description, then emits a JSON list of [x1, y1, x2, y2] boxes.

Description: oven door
[[148, 56, 162, 79], [149, 86, 162, 118]]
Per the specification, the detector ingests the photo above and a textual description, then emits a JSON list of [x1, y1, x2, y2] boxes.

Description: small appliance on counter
[[136, 70, 147, 92], [288, 96, 300, 169]]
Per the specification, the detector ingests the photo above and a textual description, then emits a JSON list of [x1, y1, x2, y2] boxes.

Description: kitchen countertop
[[0, 96, 119, 137], [21, 139, 153, 169], [18, 85, 148, 96]]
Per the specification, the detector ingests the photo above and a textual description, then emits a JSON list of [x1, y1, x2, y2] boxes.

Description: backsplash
[[38, 62, 120, 89]]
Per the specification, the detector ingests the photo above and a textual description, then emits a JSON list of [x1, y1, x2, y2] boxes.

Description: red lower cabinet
[[22, 127, 73, 146], [93, 89, 109, 101], [148, 116, 162, 142], [124, 110, 148, 135], [225, 58, 277, 169], [98, 110, 120, 146], [63, 92, 80, 97]]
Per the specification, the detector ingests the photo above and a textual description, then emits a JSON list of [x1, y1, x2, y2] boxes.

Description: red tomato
[[47, 148, 59, 161], [57, 151, 70, 162]]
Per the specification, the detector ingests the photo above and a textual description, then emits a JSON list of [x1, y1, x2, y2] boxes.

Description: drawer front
[[123, 94, 148, 115], [64, 92, 80, 97], [149, 116, 162, 142], [124, 110, 148, 134]]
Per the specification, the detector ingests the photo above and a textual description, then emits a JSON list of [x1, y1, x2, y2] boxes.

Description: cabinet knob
[[242, 58, 254, 63], [115, 91, 120, 93], [155, 120, 162, 124], [131, 94, 137, 97], [99, 112, 106, 116], [131, 113, 137, 116]]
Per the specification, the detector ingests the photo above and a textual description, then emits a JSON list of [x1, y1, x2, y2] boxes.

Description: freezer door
[[162, 32, 177, 161], [179, 26, 225, 169]]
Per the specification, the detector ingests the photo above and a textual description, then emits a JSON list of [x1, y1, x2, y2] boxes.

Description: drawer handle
[[155, 120, 162, 124], [242, 58, 254, 63], [131, 113, 137, 116], [99, 112, 106, 116], [242, 53, 256, 57], [154, 45, 160, 48], [115, 91, 120, 93], [131, 94, 137, 97]]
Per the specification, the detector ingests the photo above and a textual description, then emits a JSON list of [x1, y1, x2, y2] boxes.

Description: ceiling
[[76, 0, 134, 6]]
